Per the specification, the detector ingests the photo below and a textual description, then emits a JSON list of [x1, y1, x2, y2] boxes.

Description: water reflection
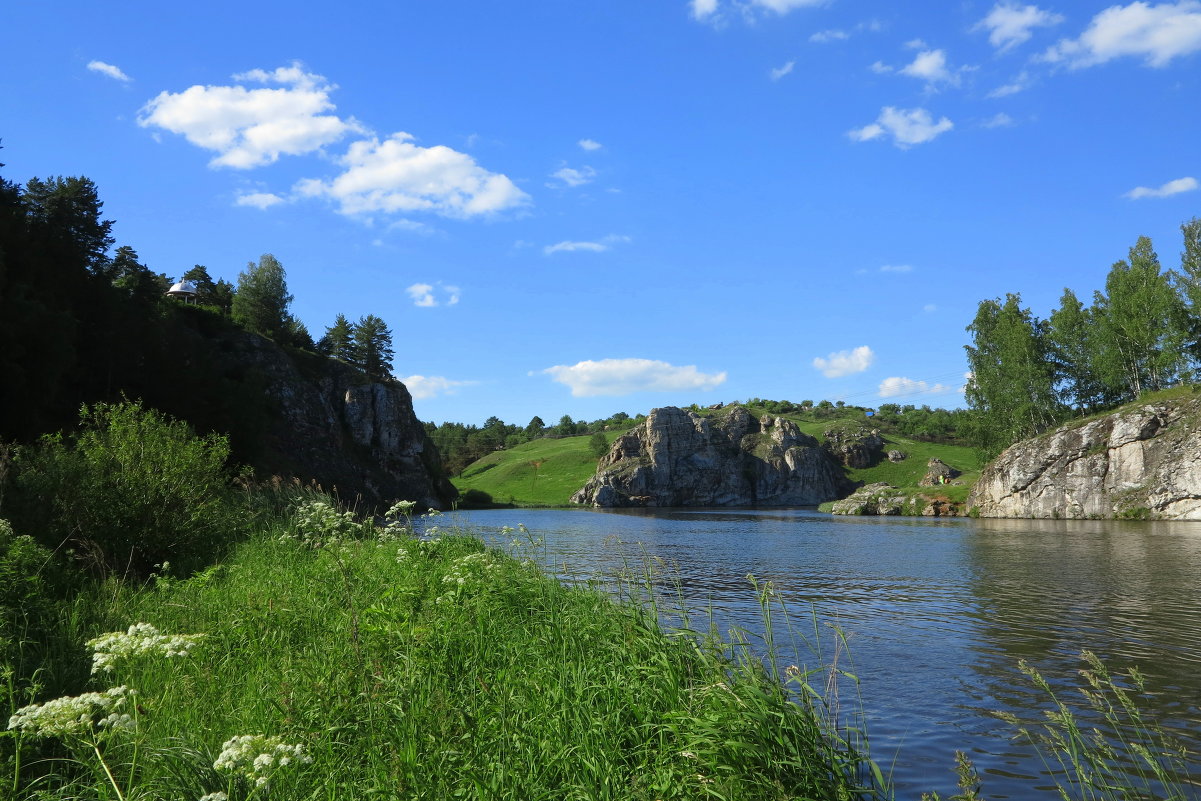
[[441, 508, 1201, 799]]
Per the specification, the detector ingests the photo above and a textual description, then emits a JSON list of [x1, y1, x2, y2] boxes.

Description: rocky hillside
[[571, 405, 846, 507], [968, 393, 1201, 519], [201, 328, 455, 511]]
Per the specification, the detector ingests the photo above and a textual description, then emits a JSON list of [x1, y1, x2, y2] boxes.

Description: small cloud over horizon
[[1124, 176, 1198, 199], [544, 234, 630, 256], [849, 106, 953, 148], [402, 375, 477, 399], [87, 60, 132, 82], [878, 376, 954, 398], [406, 282, 461, 307], [813, 345, 875, 378], [542, 357, 727, 397]]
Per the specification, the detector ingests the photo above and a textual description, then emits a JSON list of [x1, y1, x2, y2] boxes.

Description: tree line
[[0, 158, 402, 456], [965, 219, 1201, 456]]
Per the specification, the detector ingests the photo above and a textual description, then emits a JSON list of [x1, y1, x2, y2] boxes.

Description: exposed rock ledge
[[967, 395, 1201, 519], [829, 483, 961, 517], [571, 405, 845, 507]]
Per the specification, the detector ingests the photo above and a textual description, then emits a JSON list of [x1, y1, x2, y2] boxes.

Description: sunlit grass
[[4, 513, 884, 800]]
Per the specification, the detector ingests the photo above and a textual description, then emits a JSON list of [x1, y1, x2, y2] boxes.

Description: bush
[[459, 488, 494, 508], [10, 401, 243, 578]]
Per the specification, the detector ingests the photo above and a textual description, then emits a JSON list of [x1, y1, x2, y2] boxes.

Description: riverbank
[[2, 506, 883, 800]]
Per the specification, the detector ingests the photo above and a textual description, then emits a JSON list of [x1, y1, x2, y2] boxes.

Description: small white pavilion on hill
[[165, 279, 199, 304]]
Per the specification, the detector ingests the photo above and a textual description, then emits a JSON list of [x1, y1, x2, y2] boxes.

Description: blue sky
[[3, 1, 1199, 426]]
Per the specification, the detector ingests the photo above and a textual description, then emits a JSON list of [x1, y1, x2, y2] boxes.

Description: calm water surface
[[439, 508, 1201, 800]]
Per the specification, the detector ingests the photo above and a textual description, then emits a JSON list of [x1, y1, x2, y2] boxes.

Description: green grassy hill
[[452, 406, 981, 508], [452, 430, 630, 506]]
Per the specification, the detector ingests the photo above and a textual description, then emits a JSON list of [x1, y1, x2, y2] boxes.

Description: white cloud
[[812, 345, 875, 378], [810, 29, 849, 43], [1043, 1, 1201, 68], [542, 358, 727, 397], [691, 0, 719, 19], [880, 264, 913, 273], [770, 60, 796, 80], [982, 112, 1016, 128], [235, 191, 285, 209], [848, 107, 953, 148], [579, 138, 603, 151], [878, 376, 953, 398], [988, 72, 1031, 96], [975, 3, 1065, 52], [1124, 176, 1199, 198], [905, 38, 929, 49], [924, 304, 938, 312], [87, 60, 131, 82], [869, 60, 894, 74], [294, 133, 529, 218], [544, 234, 630, 256], [753, 0, 825, 12], [549, 165, 597, 187], [407, 283, 436, 307], [139, 62, 366, 169], [406, 282, 461, 307], [899, 49, 960, 85], [401, 375, 477, 400]]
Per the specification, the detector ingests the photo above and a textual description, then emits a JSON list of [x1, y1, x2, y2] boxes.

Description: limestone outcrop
[[571, 406, 845, 507], [224, 331, 456, 511], [968, 395, 1201, 519], [822, 424, 885, 469], [919, 458, 961, 486], [829, 483, 961, 516]]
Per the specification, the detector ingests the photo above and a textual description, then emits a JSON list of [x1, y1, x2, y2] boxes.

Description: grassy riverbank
[[2, 502, 884, 800]]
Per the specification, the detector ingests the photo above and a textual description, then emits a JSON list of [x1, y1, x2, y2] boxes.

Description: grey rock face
[[822, 425, 885, 469], [887, 450, 908, 463], [227, 331, 455, 511], [919, 458, 962, 486], [967, 397, 1201, 519], [572, 406, 845, 507]]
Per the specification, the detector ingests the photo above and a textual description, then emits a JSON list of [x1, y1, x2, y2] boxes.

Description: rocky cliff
[[571, 405, 845, 507], [224, 331, 455, 511], [968, 395, 1201, 519]]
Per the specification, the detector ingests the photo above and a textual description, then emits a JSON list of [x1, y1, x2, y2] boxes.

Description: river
[[434, 507, 1201, 799]]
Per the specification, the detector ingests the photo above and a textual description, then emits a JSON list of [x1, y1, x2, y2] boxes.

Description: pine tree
[[351, 314, 394, 382], [322, 314, 356, 361]]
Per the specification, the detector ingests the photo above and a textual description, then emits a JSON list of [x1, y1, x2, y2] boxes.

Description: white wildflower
[[8, 686, 135, 737], [88, 623, 206, 674], [213, 734, 311, 788], [199, 793, 228, 801]]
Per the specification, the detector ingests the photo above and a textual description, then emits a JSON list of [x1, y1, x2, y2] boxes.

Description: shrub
[[459, 488, 494, 508], [11, 401, 243, 578]]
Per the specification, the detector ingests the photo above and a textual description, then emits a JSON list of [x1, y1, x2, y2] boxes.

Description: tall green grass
[[3, 503, 885, 800]]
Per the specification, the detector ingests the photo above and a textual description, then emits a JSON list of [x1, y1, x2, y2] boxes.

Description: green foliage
[[319, 312, 355, 361], [1092, 238, 1188, 399], [231, 253, 294, 341], [993, 652, 1195, 801], [458, 488, 494, 508], [964, 293, 1061, 456], [351, 314, 394, 382], [589, 430, 609, 458], [9, 401, 243, 578]]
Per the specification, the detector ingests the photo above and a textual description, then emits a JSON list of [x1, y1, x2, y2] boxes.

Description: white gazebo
[[165, 280, 199, 304]]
